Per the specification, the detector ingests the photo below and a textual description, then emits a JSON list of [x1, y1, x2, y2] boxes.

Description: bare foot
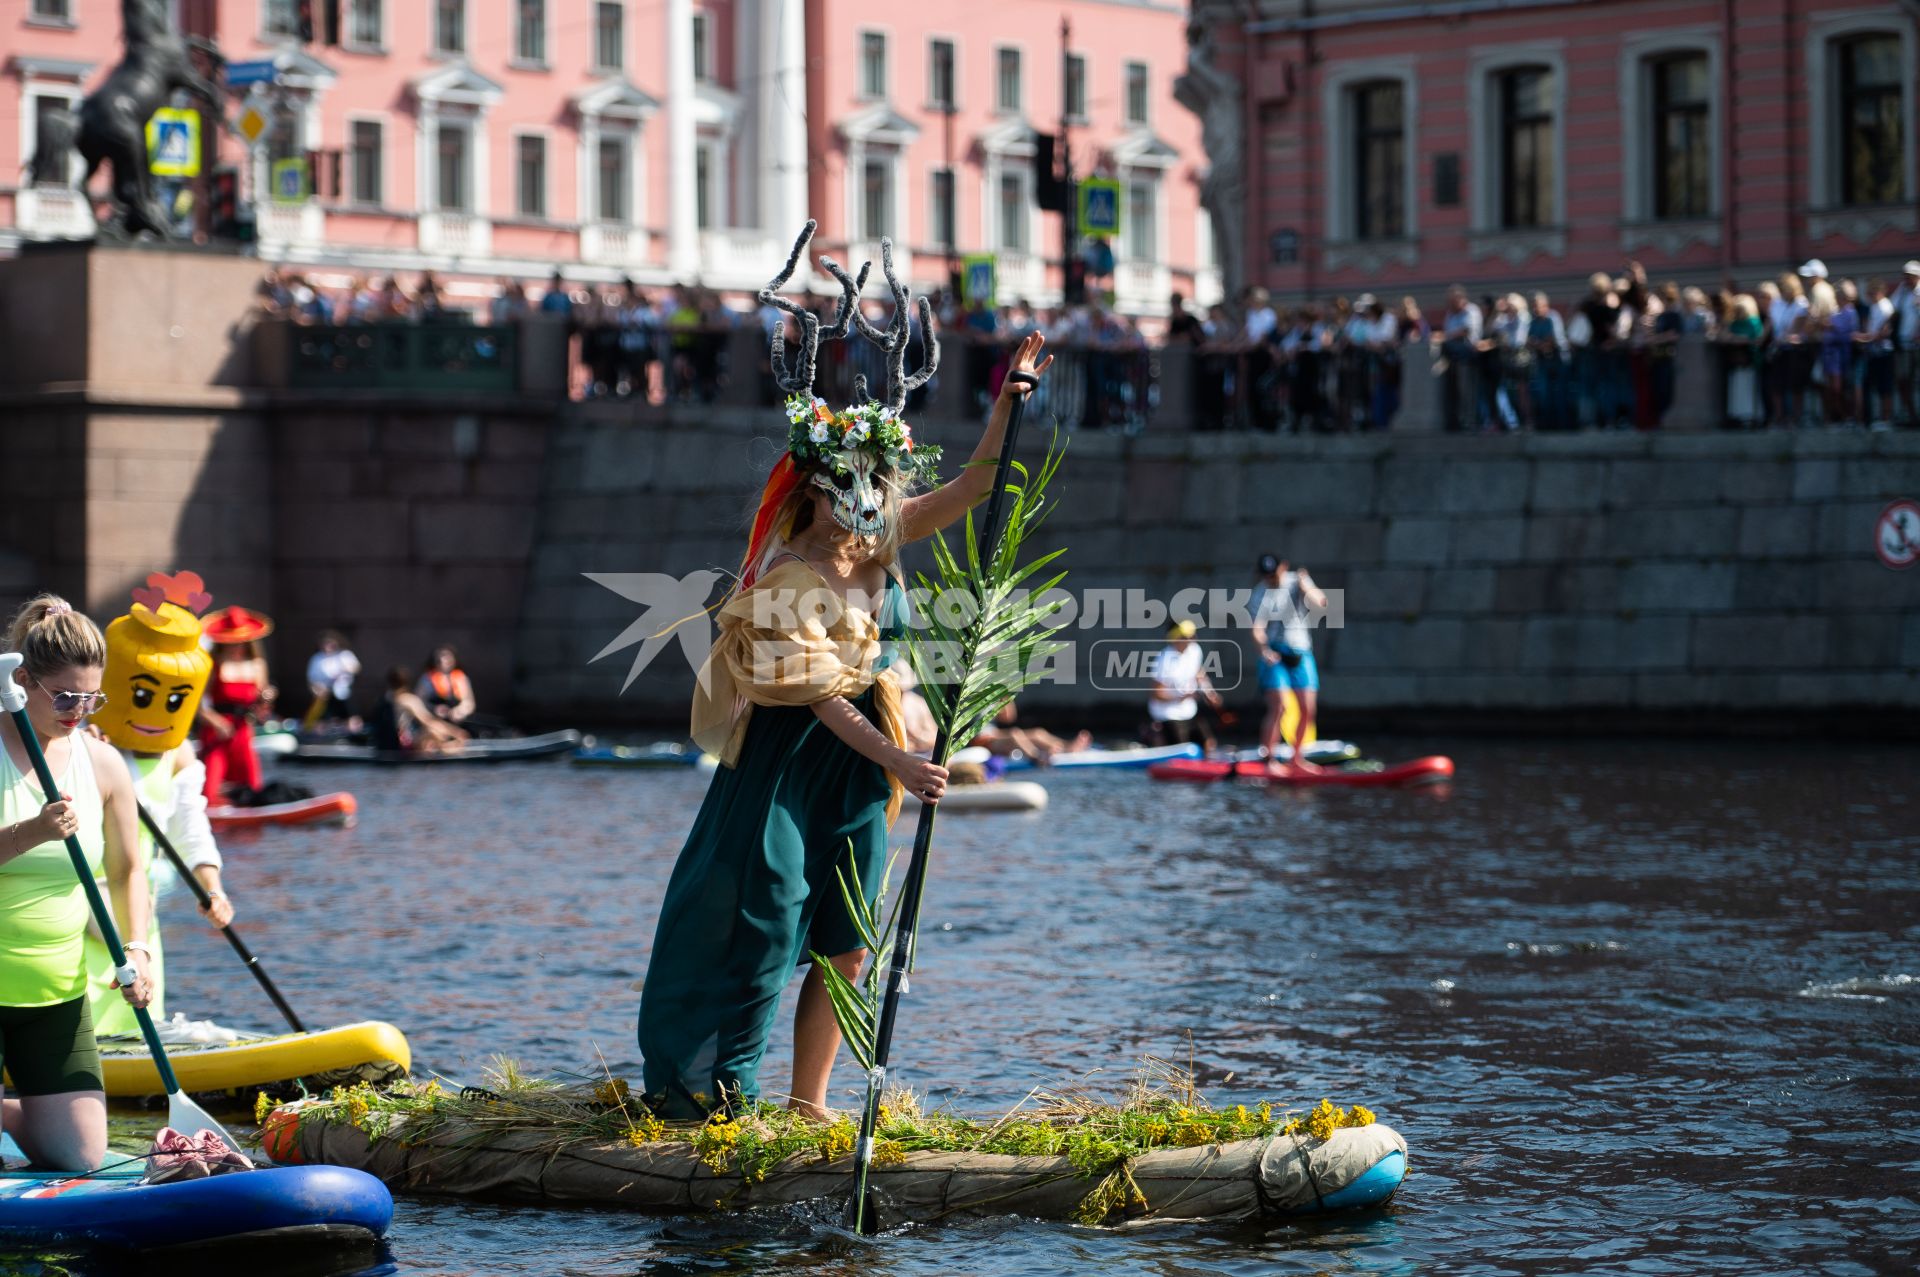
[[1068, 731, 1093, 752], [786, 1098, 840, 1123]]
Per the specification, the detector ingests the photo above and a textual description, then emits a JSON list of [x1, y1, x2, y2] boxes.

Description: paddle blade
[[165, 1089, 244, 1158]]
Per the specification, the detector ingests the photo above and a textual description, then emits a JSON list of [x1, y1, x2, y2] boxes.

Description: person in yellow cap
[[86, 572, 235, 1038], [1147, 619, 1220, 749]]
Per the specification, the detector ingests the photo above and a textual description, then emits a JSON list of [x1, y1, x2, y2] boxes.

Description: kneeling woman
[[1, 597, 153, 1170], [637, 230, 1050, 1119]]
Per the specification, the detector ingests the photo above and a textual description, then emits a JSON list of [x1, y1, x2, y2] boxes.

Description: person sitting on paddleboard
[[1251, 553, 1329, 775], [416, 645, 478, 725], [1147, 620, 1221, 751], [0, 597, 153, 1172], [636, 225, 1052, 1121], [196, 608, 276, 803], [972, 700, 1091, 764], [370, 667, 468, 756], [85, 573, 235, 1039], [303, 630, 361, 731]]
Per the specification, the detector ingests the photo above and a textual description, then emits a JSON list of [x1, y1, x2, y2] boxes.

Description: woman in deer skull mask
[[638, 222, 1051, 1120]]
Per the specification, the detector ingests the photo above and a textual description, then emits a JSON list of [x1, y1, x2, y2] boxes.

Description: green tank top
[[0, 734, 106, 1006]]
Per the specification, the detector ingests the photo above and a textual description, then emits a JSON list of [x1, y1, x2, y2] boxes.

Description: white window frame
[[343, 0, 386, 52], [995, 45, 1024, 116], [858, 152, 898, 241], [594, 131, 635, 224], [1616, 28, 1722, 251], [1121, 168, 1163, 264], [434, 0, 467, 57], [261, 0, 302, 41], [856, 28, 889, 102], [510, 126, 551, 220], [691, 10, 713, 83], [1806, 12, 1916, 216], [1465, 41, 1567, 264], [1322, 58, 1419, 250], [1063, 51, 1088, 124], [344, 112, 387, 208], [512, 0, 548, 68], [430, 116, 477, 212], [1124, 60, 1150, 127], [927, 36, 959, 113], [28, 0, 76, 28], [19, 76, 86, 186], [593, 0, 626, 74]]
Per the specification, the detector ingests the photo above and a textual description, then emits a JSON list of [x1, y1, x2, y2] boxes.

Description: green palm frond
[[807, 849, 901, 1071], [909, 431, 1072, 757]]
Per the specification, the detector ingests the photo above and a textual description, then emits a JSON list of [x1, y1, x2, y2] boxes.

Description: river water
[[61, 739, 1920, 1273]]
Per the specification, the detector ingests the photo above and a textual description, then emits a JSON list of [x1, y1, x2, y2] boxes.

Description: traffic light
[[1064, 254, 1088, 306], [1035, 133, 1065, 212], [210, 167, 253, 242]]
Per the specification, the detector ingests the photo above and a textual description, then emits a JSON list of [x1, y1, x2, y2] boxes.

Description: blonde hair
[[5, 594, 107, 680], [1732, 294, 1760, 321], [1807, 280, 1838, 321], [1779, 273, 1804, 301]]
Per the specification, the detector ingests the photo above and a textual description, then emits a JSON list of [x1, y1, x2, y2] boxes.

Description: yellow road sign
[[237, 106, 267, 144], [147, 108, 200, 178]]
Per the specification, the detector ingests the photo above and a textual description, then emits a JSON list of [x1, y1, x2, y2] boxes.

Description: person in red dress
[[195, 607, 276, 803]]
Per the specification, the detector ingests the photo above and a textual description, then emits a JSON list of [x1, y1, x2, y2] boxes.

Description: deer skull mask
[[812, 449, 889, 538]]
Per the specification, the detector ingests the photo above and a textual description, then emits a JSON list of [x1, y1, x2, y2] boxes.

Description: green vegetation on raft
[[270, 1057, 1382, 1226]]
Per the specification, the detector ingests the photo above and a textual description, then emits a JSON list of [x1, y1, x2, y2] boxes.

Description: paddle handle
[[1, 654, 184, 1096], [136, 801, 306, 1034], [846, 370, 1038, 1230]]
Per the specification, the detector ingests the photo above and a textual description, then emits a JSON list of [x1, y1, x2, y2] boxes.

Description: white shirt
[[1149, 644, 1204, 722], [1868, 297, 1896, 352], [1252, 572, 1314, 652], [1894, 283, 1920, 345], [307, 649, 360, 700], [1369, 314, 1399, 344], [1244, 306, 1279, 343], [1767, 297, 1807, 341]]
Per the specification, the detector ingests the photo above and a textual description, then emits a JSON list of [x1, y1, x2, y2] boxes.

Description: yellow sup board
[[96, 1021, 411, 1099]]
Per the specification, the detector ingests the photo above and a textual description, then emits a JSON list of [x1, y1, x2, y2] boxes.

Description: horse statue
[[26, 0, 227, 240]]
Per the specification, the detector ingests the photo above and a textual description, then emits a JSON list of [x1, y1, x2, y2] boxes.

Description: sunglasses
[[32, 678, 108, 715]]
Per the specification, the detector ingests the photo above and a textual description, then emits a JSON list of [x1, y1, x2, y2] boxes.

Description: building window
[[595, 2, 625, 72], [1650, 54, 1709, 219], [347, 0, 382, 48], [1064, 53, 1087, 121], [696, 146, 713, 229], [997, 171, 1026, 250], [931, 167, 956, 249], [929, 39, 956, 112], [515, 0, 546, 64], [997, 47, 1022, 114], [860, 32, 888, 101], [1498, 65, 1554, 228], [264, 0, 300, 38], [1125, 61, 1150, 126], [30, 0, 73, 22], [516, 134, 546, 217], [29, 94, 76, 184], [862, 158, 893, 240], [349, 120, 383, 205], [1124, 175, 1156, 260], [436, 122, 470, 211], [1352, 80, 1405, 240], [598, 137, 629, 222], [435, 0, 465, 55], [692, 11, 712, 83], [1838, 35, 1903, 206]]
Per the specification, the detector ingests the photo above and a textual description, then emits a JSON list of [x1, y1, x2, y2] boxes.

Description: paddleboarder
[[196, 606, 276, 803], [637, 224, 1051, 1121], [1252, 553, 1329, 775], [0, 597, 153, 1171]]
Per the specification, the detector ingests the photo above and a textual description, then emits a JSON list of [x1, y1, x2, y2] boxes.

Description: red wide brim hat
[[201, 605, 274, 644]]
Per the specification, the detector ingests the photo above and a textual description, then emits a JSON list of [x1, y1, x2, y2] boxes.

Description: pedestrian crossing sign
[[961, 254, 996, 308], [1077, 179, 1121, 238], [271, 157, 310, 205], [147, 108, 200, 178]]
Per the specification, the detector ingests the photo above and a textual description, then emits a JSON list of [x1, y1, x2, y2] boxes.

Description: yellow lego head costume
[[99, 570, 215, 754]]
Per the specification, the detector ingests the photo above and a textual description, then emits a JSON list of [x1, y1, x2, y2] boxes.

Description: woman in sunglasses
[[0, 595, 152, 1170]]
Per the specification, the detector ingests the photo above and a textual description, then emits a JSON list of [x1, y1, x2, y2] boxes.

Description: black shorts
[[0, 997, 104, 1096]]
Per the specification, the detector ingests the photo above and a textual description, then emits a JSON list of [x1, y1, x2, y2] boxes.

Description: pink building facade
[[1189, 0, 1917, 301], [1, 0, 1215, 312]]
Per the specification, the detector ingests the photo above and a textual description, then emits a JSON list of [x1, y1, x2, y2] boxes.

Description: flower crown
[[783, 393, 942, 487]]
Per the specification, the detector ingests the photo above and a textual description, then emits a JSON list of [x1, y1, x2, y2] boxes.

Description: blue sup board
[[0, 1135, 392, 1252]]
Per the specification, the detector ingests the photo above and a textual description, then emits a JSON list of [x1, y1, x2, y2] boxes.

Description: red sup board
[[1147, 756, 1454, 788], [208, 791, 358, 831]]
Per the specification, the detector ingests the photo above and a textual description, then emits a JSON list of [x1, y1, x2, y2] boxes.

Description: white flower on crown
[[845, 417, 871, 443], [878, 407, 898, 423], [808, 419, 831, 443]]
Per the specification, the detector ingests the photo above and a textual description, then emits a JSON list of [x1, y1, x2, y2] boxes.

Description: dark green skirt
[[638, 693, 891, 1116]]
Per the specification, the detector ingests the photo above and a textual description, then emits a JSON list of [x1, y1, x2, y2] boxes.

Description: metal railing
[[288, 321, 518, 392]]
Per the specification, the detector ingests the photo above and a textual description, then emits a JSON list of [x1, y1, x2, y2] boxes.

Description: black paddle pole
[[845, 370, 1038, 1231], [136, 801, 307, 1033]]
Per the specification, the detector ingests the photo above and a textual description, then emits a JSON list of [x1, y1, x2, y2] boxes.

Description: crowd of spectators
[[257, 255, 1920, 431], [1169, 258, 1920, 433]]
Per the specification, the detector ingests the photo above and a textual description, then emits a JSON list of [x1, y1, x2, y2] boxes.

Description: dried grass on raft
[[267, 1058, 1406, 1226]]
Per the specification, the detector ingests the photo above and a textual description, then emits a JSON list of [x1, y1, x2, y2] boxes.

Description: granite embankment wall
[[518, 407, 1920, 732]]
